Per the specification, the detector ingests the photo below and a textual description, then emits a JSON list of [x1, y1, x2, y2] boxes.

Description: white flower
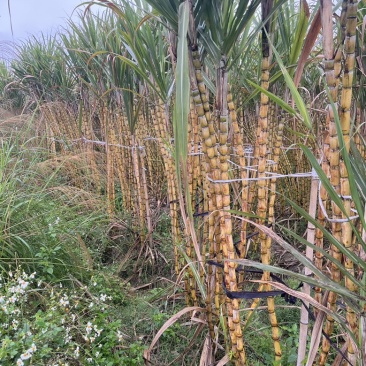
[[29, 343, 37, 353], [71, 313, 76, 322], [89, 302, 94, 308], [95, 351, 100, 357], [94, 325, 102, 337], [74, 346, 80, 358], [86, 322, 92, 334], [117, 330, 124, 342], [18, 278, 29, 289], [12, 319, 19, 329], [87, 358, 93, 363], [93, 282, 97, 287], [20, 351, 32, 360], [100, 294, 107, 302], [9, 295, 17, 303], [60, 296, 69, 307], [16, 359, 24, 366]]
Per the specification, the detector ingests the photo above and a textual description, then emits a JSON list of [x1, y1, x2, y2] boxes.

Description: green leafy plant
[[0, 268, 146, 365]]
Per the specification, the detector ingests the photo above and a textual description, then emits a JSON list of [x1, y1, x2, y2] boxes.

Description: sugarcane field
[[0, 0, 366, 365]]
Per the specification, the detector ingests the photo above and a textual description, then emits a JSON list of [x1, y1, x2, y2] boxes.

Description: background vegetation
[[0, 0, 366, 365]]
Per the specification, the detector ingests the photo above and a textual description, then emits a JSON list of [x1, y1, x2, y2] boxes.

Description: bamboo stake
[[297, 171, 318, 366]]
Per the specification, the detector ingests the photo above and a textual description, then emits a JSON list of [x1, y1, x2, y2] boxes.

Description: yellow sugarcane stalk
[[228, 88, 249, 293], [319, 0, 349, 365], [190, 50, 223, 340], [151, 98, 181, 275], [338, 2, 359, 363], [319, 1, 351, 363], [256, 37, 281, 362], [216, 60, 244, 364]]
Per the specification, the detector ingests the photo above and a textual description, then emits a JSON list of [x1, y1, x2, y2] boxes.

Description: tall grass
[[0, 111, 112, 282]]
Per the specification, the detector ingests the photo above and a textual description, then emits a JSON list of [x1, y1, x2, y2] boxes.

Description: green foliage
[[0, 62, 24, 112], [0, 268, 145, 365], [244, 294, 305, 366], [0, 123, 112, 282]]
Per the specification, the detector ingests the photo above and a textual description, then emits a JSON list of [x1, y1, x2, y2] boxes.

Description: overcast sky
[[0, 0, 87, 43]]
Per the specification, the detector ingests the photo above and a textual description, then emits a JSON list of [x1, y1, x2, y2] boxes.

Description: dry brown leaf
[[305, 291, 329, 366], [331, 341, 348, 366], [216, 354, 230, 366], [251, 280, 333, 318], [199, 334, 214, 366], [144, 306, 204, 364], [294, 8, 321, 87]]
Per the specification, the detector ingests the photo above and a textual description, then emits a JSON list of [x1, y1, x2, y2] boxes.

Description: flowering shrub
[[0, 269, 145, 365]]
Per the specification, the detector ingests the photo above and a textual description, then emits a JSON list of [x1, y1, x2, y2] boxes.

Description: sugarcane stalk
[[338, 2, 359, 363], [319, 1, 352, 363]]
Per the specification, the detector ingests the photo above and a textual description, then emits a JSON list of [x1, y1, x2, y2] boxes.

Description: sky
[[0, 0, 87, 43]]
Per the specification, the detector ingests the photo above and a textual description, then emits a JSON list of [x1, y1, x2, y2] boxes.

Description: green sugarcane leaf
[[288, 0, 309, 76], [232, 259, 364, 307], [267, 34, 312, 129], [280, 223, 363, 287], [300, 144, 347, 216], [283, 196, 366, 272], [247, 79, 302, 119], [329, 92, 366, 231]]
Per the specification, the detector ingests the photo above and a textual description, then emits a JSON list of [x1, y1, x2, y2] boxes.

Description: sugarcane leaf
[[174, 0, 190, 174], [247, 79, 302, 120], [288, 0, 309, 75], [201, 69, 215, 94], [300, 145, 346, 214], [329, 92, 366, 231], [231, 215, 366, 306], [267, 34, 312, 129], [279, 223, 363, 287], [350, 142, 366, 202], [180, 248, 206, 300]]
